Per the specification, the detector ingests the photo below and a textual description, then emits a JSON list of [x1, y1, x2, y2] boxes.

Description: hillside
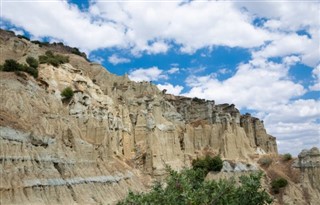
[[0, 29, 319, 205]]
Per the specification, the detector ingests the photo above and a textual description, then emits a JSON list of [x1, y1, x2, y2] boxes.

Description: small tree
[[282, 153, 292, 161], [192, 155, 223, 173], [271, 178, 288, 194], [26, 56, 39, 69], [61, 87, 74, 99]]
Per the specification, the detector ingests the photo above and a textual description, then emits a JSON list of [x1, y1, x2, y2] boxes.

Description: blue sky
[[1, 0, 319, 156]]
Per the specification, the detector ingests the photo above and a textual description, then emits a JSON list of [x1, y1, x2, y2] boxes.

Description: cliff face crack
[[53, 162, 64, 177], [29, 134, 48, 148], [66, 184, 77, 202]]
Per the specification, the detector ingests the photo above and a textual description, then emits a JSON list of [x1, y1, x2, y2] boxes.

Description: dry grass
[[258, 154, 302, 203], [259, 155, 300, 184]]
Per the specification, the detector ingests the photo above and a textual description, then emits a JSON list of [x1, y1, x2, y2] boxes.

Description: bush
[[282, 153, 292, 161], [117, 167, 272, 205], [192, 155, 223, 173], [1, 59, 39, 78], [2, 59, 22, 72], [26, 56, 39, 69], [61, 87, 74, 99], [24, 66, 38, 78], [258, 157, 273, 167], [271, 178, 288, 194], [39, 51, 69, 67]]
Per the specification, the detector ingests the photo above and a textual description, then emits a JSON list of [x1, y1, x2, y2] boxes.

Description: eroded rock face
[[296, 147, 320, 192], [0, 29, 278, 204]]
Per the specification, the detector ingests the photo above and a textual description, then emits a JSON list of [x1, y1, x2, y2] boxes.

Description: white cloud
[[157, 83, 184, 96], [108, 54, 130, 65], [253, 33, 318, 67], [236, 1, 319, 32], [2, 0, 318, 66], [90, 55, 104, 64], [146, 41, 169, 54], [2, 1, 274, 54], [267, 120, 320, 156], [184, 58, 305, 110], [263, 99, 320, 124], [167, 67, 180, 74], [309, 64, 320, 91], [2, 1, 126, 53], [237, 1, 320, 67], [128, 66, 167, 82]]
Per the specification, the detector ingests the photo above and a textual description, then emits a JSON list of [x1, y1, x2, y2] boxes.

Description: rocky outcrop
[[0, 29, 279, 204], [295, 147, 320, 192]]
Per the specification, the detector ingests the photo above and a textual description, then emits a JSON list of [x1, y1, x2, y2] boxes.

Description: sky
[[1, 0, 319, 156]]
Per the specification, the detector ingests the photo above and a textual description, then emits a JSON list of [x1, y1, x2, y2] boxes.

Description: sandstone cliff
[[1, 29, 316, 205]]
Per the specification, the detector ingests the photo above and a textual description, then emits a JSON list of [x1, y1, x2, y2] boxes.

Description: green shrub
[[117, 167, 272, 205], [192, 155, 223, 173], [2, 59, 22, 72], [1, 59, 38, 78], [282, 153, 292, 161], [26, 56, 39, 69], [258, 157, 273, 167], [61, 87, 74, 99], [23, 66, 38, 78], [271, 178, 288, 194], [39, 51, 69, 67]]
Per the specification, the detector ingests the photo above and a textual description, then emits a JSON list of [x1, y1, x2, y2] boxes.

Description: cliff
[[1, 29, 316, 205]]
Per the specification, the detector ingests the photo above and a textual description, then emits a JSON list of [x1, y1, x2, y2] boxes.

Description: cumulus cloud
[[167, 67, 180, 74], [2, 0, 273, 54], [128, 66, 167, 82], [2, 0, 318, 65], [108, 54, 130, 65], [2, 1, 125, 53], [252, 33, 318, 67], [309, 64, 320, 91], [157, 83, 184, 95], [184, 58, 305, 110]]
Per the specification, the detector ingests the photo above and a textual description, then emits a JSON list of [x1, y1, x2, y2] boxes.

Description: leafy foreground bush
[[118, 167, 272, 205], [39, 51, 69, 67], [1, 59, 38, 78], [61, 87, 74, 99], [192, 155, 223, 173], [271, 178, 288, 194]]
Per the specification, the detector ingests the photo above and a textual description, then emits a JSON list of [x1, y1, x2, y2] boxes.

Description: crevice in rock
[[66, 184, 77, 202], [53, 162, 64, 177], [29, 134, 48, 148]]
